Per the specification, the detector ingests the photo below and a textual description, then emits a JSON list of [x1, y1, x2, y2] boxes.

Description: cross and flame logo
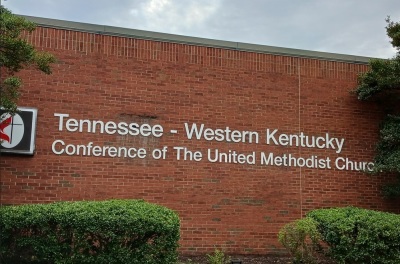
[[0, 113, 25, 148]]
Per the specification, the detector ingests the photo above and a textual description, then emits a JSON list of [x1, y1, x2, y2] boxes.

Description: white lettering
[[265, 129, 345, 153], [184, 123, 258, 143], [174, 146, 202, 161], [260, 152, 332, 169], [52, 140, 65, 154], [335, 157, 374, 172], [117, 122, 129, 135], [105, 121, 117, 134], [336, 138, 345, 154], [53, 113, 163, 137], [266, 129, 279, 145], [208, 148, 255, 164], [79, 119, 91, 132], [66, 118, 79, 132], [316, 137, 325, 148], [54, 113, 69, 131], [51, 140, 147, 158]]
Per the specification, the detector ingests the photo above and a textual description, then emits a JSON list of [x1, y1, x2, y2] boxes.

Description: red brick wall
[[1, 25, 399, 255]]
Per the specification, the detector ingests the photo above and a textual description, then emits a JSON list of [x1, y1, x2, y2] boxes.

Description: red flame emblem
[[0, 116, 12, 143]]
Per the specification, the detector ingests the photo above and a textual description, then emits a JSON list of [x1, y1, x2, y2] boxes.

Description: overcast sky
[[3, 0, 400, 58]]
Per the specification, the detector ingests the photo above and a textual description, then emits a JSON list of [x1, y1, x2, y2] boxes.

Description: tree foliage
[[355, 17, 400, 197], [0, 5, 55, 114]]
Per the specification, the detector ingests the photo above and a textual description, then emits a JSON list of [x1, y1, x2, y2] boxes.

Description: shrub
[[0, 199, 180, 264], [278, 217, 322, 264], [308, 207, 400, 264], [206, 248, 230, 264]]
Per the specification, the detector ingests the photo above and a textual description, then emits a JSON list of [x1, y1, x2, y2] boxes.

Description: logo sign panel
[[0, 107, 38, 155]]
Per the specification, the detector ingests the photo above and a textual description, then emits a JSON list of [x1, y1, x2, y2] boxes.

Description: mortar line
[[298, 59, 303, 218]]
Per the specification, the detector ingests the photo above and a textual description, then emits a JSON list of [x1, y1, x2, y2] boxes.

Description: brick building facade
[[1, 16, 399, 255]]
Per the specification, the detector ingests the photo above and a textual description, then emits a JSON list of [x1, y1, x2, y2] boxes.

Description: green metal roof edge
[[23, 15, 373, 64]]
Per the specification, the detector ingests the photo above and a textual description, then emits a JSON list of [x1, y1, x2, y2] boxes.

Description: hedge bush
[[0, 199, 180, 264], [308, 207, 400, 264], [278, 217, 322, 264]]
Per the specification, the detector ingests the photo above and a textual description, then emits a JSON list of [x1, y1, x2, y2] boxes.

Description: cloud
[[3, 0, 400, 58], [199, 0, 400, 57], [127, 0, 222, 35]]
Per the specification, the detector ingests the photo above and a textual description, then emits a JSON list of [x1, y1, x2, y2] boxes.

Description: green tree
[[0, 4, 55, 114], [355, 17, 400, 197]]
